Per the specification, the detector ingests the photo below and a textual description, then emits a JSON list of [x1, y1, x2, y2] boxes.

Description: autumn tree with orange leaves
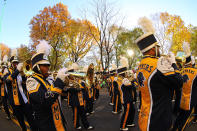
[[17, 44, 33, 62], [64, 19, 98, 63], [0, 43, 10, 59], [29, 3, 71, 71]]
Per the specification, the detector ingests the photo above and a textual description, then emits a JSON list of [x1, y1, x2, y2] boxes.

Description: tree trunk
[[100, 46, 104, 71], [53, 47, 58, 71], [115, 48, 119, 67]]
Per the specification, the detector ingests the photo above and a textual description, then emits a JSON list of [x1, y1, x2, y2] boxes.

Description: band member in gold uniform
[[136, 17, 183, 131]]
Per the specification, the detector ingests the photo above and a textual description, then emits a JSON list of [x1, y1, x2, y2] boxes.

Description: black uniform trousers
[[172, 107, 194, 131], [173, 88, 182, 116], [113, 94, 122, 112], [110, 91, 114, 104], [95, 88, 99, 100], [2, 93, 10, 118], [120, 102, 135, 128], [194, 105, 197, 121], [72, 106, 90, 128], [12, 103, 36, 131], [86, 98, 94, 113]]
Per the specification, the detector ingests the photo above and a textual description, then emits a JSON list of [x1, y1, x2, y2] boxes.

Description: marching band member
[[5, 49, 35, 131], [26, 40, 68, 131], [172, 43, 197, 131], [136, 17, 183, 131], [84, 64, 95, 115], [112, 72, 122, 114], [94, 73, 100, 100], [119, 57, 136, 131], [0, 55, 11, 120], [191, 56, 197, 124], [67, 74, 94, 130], [120, 76, 136, 131], [109, 64, 117, 106], [112, 57, 128, 114]]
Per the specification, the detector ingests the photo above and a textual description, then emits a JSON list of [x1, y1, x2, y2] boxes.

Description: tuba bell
[[23, 59, 33, 77]]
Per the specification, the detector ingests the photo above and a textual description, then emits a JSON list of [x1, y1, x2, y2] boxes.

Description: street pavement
[[0, 88, 197, 131], [0, 109, 21, 131]]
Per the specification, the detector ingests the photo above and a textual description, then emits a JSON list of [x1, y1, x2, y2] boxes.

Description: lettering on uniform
[[182, 74, 189, 83], [55, 114, 59, 120], [53, 105, 60, 120], [137, 72, 145, 87], [182, 69, 195, 74], [53, 105, 59, 112], [138, 64, 153, 73]]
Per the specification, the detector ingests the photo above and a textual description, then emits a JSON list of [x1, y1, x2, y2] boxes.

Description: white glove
[[122, 78, 131, 86], [169, 52, 176, 64], [17, 63, 23, 72], [157, 56, 174, 74], [57, 68, 68, 82], [182, 42, 191, 57]]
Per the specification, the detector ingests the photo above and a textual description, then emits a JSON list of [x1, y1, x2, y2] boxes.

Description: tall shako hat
[[2, 55, 8, 67], [68, 63, 79, 72], [136, 17, 159, 53], [31, 40, 51, 70], [10, 49, 19, 63], [117, 56, 129, 74], [110, 64, 117, 75]]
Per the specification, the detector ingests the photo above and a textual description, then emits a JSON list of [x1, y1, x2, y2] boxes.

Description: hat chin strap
[[37, 64, 42, 74], [155, 46, 160, 57], [155, 46, 158, 57]]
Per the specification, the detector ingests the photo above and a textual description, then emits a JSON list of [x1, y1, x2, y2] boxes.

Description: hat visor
[[37, 60, 50, 66], [12, 60, 19, 63], [32, 60, 50, 69]]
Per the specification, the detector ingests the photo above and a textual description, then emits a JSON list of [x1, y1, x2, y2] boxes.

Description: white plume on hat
[[111, 64, 117, 70], [138, 17, 155, 33], [120, 56, 129, 68], [36, 40, 51, 55], [3, 55, 8, 62], [11, 49, 17, 57]]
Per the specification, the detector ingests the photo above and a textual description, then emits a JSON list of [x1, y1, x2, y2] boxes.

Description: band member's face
[[39, 64, 50, 77], [12, 62, 19, 69]]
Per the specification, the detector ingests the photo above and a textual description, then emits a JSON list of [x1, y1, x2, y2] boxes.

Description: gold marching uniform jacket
[[180, 66, 197, 110], [136, 55, 183, 131]]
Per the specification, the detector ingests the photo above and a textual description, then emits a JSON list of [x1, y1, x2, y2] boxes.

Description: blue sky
[[0, 0, 196, 48]]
